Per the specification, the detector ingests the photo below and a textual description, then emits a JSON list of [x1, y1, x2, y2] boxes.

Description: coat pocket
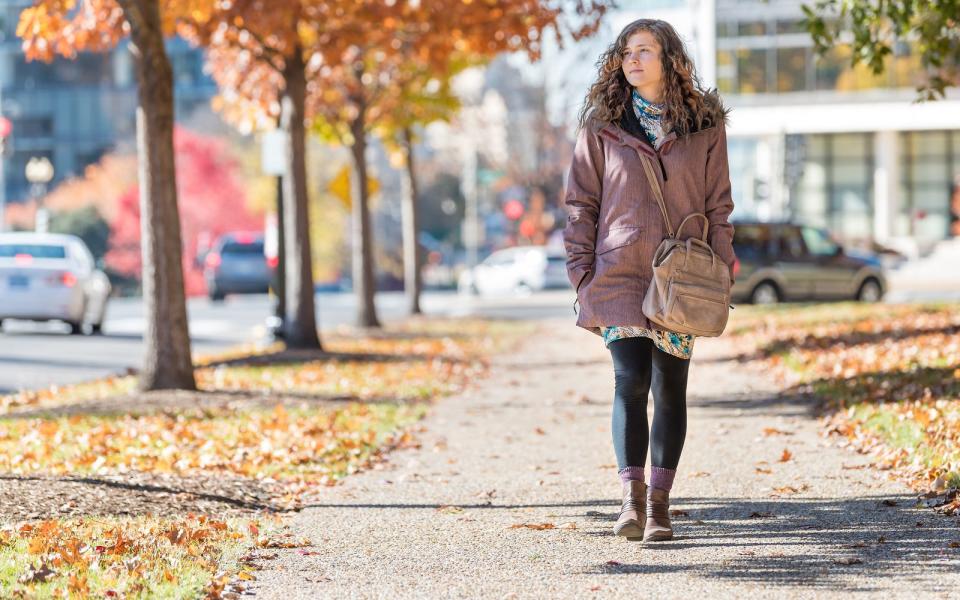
[[595, 225, 644, 255]]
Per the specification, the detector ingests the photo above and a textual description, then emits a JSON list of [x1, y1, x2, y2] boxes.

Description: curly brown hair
[[578, 19, 730, 136]]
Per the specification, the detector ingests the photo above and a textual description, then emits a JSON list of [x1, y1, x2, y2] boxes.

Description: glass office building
[[0, 0, 217, 205], [714, 0, 960, 253]]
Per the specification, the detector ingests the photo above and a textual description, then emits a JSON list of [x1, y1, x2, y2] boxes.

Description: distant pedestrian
[[562, 18, 737, 542]]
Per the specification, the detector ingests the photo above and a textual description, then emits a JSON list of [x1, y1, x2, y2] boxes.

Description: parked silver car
[[0, 232, 111, 334], [458, 245, 569, 296], [730, 221, 886, 304]]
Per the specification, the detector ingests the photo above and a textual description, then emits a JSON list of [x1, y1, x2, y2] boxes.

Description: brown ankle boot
[[613, 480, 646, 541], [643, 486, 673, 542]]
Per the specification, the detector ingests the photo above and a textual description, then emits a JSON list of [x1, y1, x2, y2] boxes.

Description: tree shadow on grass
[[200, 348, 474, 369], [708, 321, 960, 366], [1, 387, 430, 420], [786, 364, 960, 412], [0, 472, 282, 521]]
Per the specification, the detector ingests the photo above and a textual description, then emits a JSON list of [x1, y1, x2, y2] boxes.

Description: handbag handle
[[677, 213, 710, 242], [639, 153, 710, 242]]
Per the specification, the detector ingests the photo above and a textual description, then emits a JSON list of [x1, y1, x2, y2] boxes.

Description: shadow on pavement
[[580, 493, 959, 589]]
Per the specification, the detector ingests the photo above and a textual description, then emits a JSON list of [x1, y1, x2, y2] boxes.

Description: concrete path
[[248, 317, 960, 599]]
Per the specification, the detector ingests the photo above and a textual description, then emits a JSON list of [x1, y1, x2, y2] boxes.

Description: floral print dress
[[599, 90, 696, 360]]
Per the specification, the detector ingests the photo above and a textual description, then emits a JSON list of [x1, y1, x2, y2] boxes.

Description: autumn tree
[[307, 0, 610, 326], [188, 1, 609, 330], [802, 1, 960, 99], [374, 58, 471, 315], [180, 3, 360, 348], [17, 0, 212, 390]]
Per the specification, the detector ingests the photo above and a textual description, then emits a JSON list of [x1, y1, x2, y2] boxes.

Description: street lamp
[[25, 156, 54, 233]]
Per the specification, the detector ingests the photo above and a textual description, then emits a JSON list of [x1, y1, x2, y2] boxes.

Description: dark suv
[[202, 232, 273, 301], [730, 221, 886, 304]]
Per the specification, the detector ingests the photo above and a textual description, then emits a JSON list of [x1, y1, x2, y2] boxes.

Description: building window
[[736, 48, 769, 94], [738, 21, 767, 36], [717, 50, 736, 94], [776, 47, 807, 92], [790, 133, 874, 242], [901, 130, 956, 242], [13, 117, 54, 137]]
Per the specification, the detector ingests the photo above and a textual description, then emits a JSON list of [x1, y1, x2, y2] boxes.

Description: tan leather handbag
[[638, 153, 732, 337]]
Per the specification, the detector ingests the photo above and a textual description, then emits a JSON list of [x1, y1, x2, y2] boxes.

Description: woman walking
[[562, 18, 737, 542]]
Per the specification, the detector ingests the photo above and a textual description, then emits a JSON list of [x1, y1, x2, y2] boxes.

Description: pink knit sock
[[649, 466, 676, 491], [618, 466, 645, 484]]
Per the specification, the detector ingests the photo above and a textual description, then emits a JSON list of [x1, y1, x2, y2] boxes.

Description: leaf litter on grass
[[0, 317, 530, 597], [728, 302, 960, 496]]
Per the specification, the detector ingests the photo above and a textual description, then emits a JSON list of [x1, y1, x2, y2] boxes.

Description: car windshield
[[221, 241, 264, 255], [801, 227, 839, 256], [732, 225, 771, 260], [0, 243, 67, 259]]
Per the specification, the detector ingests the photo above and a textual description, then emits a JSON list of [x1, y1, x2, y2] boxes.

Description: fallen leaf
[[880, 499, 898, 507], [508, 523, 555, 530], [534, 427, 546, 435], [755, 467, 772, 474], [833, 557, 863, 565], [778, 449, 793, 462], [749, 512, 774, 519], [18, 563, 56, 584], [605, 560, 622, 566], [669, 509, 689, 517], [763, 427, 793, 437]]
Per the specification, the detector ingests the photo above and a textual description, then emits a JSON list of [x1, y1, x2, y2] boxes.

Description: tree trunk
[[273, 172, 286, 331], [349, 91, 381, 328], [279, 47, 321, 349], [119, 0, 195, 391], [400, 126, 423, 315]]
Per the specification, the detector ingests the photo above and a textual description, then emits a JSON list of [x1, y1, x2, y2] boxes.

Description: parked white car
[[457, 245, 569, 296], [0, 232, 111, 334]]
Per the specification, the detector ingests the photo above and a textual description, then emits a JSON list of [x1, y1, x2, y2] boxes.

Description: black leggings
[[608, 336, 690, 471]]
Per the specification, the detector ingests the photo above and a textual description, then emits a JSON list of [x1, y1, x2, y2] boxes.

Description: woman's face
[[621, 30, 663, 98]]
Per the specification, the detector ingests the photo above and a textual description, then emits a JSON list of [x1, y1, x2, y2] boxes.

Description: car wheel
[[68, 322, 83, 335], [209, 290, 225, 302], [515, 281, 533, 296], [0, 318, 5, 332], [856, 278, 882, 302], [90, 322, 103, 335], [749, 281, 780, 305]]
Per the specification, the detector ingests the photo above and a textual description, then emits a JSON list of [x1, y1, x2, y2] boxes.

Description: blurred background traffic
[[0, 0, 958, 389]]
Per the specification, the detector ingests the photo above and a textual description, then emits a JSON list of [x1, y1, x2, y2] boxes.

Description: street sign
[[261, 129, 287, 176]]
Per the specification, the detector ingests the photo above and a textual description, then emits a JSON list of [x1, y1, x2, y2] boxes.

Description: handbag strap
[[639, 153, 712, 242], [638, 154, 675, 238]]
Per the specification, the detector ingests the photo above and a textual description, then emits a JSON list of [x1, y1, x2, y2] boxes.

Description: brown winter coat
[[562, 109, 737, 337]]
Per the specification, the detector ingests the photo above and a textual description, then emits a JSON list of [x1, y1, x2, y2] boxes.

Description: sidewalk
[[247, 317, 959, 599]]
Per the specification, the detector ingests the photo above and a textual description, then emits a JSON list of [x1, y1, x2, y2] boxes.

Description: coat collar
[[598, 121, 677, 157]]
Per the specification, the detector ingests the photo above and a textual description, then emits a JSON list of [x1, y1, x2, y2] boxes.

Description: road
[[0, 290, 575, 392], [0, 276, 956, 393]]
